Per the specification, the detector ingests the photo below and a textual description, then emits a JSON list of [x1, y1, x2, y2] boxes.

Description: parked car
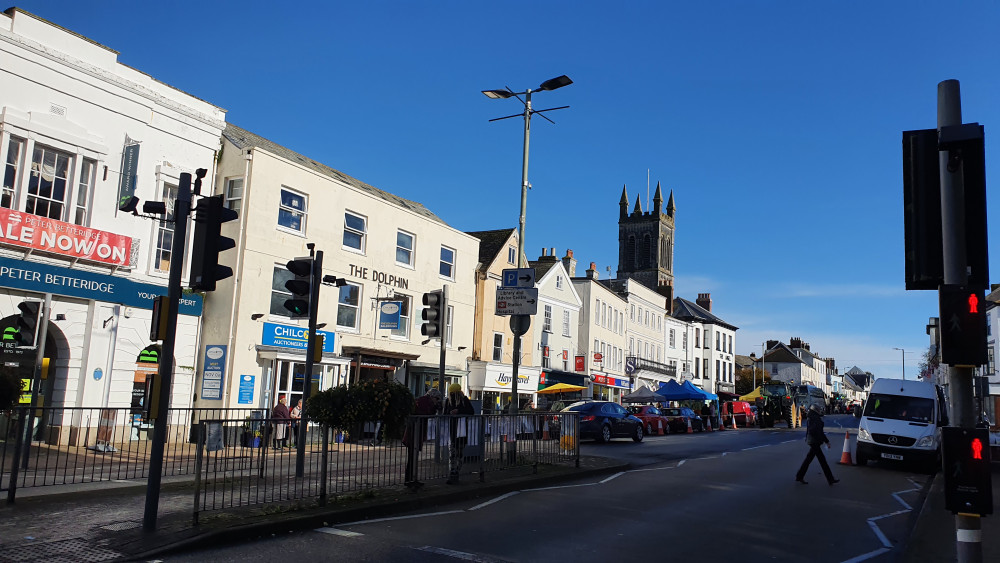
[[564, 401, 644, 443], [626, 405, 671, 435], [661, 407, 704, 433], [722, 400, 756, 427]]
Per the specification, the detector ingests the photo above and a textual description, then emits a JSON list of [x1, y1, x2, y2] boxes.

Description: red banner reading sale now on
[[0, 208, 132, 266]]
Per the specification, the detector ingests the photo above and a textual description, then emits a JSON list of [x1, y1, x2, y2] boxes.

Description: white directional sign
[[502, 268, 535, 288], [495, 287, 539, 316]]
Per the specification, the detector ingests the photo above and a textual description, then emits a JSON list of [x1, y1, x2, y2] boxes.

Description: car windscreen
[[626, 406, 642, 414], [863, 393, 934, 423], [761, 384, 788, 398], [565, 402, 596, 412]]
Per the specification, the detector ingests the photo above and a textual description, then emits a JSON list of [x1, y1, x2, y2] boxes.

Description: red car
[[625, 405, 671, 435], [722, 400, 756, 427]]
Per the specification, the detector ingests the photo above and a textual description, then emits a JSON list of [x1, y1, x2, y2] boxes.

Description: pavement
[[0, 455, 629, 562], [899, 461, 1000, 562]]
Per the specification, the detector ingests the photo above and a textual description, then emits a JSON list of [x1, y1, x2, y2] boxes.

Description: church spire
[[619, 184, 629, 219], [633, 193, 643, 215], [666, 189, 675, 218], [652, 181, 663, 214]]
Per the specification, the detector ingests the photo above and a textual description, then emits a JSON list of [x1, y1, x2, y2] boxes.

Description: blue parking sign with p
[[503, 270, 518, 287]]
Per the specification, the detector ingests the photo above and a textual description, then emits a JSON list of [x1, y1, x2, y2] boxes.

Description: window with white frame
[[446, 305, 454, 347], [493, 333, 503, 361], [695, 362, 700, 379], [336, 282, 362, 329], [278, 187, 307, 233], [74, 158, 96, 225], [704, 329, 710, 348], [563, 349, 569, 371], [542, 346, 550, 368], [716, 359, 721, 380], [543, 304, 552, 332], [704, 358, 709, 378], [594, 300, 601, 324], [716, 332, 720, 350], [391, 295, 411, 338], [395, 230, 414, 266], [225, 177, 243, 213], [630, 304, 635, 321], [683, 331, 688, 350], [669, 329, 676, 348], [594, 339, 599, 354], [507, 246, 516, 264], [728, 334, 733, 353], [440, 246, 455, 278], [695, 328, 700, 348], [562, 310, 570, 336], [629, 338, 634, 355], [556, 275, 563, 289], [343, 211, 366, 252], [26, 144, 72, 220], [153, 183, 177, 272], [2, 136, 25, 209]]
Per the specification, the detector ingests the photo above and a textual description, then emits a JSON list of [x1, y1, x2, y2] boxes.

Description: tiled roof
[[465, 229, 516, 268], [765, 342, 806, 365], [528, 258, 559, 281], [671, 297, 738, 331], [223, 123, 447, 226]]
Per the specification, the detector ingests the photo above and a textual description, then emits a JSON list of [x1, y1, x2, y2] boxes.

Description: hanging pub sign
[[378, 301, 402, 330]]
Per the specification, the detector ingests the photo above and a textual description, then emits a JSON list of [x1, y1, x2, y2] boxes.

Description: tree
[[916, 345, 941, 383], [735, 367, 770, 396], [0, 372, 24, 412]]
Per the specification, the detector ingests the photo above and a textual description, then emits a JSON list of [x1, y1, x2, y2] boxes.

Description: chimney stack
[[696, 293, 712, 312], [562, 249, 577, 277], [586, 262, 599, 280]]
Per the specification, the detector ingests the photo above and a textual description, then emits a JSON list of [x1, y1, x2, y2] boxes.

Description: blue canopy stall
[[655, 380, 705, 401], [681, 380, 718, 400]]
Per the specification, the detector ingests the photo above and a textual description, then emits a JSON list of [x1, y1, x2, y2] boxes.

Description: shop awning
[[537, 383, 587, 394]]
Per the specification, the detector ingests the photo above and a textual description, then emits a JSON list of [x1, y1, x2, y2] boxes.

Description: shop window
[[336, 282, 362, 330], [343, 211, 366, 252], [396, 229, 414, 266], [278, 187, 307, 233]]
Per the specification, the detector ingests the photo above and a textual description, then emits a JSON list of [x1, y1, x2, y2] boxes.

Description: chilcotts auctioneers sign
[[0, 208, 132, 266]]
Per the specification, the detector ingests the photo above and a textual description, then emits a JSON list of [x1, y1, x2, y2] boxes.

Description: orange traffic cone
[[731, 413, 738, 430], [686, 417, 693, 433], [657, 419, 665, 435], [839, 431, 853, 465], [542, 419, 551, 440]]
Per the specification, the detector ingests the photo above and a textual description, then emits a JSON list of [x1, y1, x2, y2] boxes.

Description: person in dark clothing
[[444, 383, 474, 484], [796, 404, 839, 485], [404, 387, 442, 491], [271, 395, 291, 450]]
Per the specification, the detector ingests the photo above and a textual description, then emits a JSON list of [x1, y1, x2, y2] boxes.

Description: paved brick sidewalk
[[0, 455, 627, 562]]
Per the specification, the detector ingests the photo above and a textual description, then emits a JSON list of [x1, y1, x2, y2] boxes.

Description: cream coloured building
[[197, 124, 479, 410]]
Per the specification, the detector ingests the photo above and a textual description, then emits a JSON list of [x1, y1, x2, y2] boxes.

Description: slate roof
[[844, 366, 872, 389], [671, 297, 738, 331], [734, 354, 755, 370], [465, 229, 516, 268], [764, 342, 806, 365], [223, 123, 447, 226], [528, 257, 559, 281]]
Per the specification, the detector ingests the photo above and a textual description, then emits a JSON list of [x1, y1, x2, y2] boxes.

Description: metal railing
[[192, 412, 579, 522], [1, 406, 264, 501]]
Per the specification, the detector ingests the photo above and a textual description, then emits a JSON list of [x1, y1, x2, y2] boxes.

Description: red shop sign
[[593, 374, 608, 385], [575, 355, 585, 372], [593, 352, 603, 362], [0, 209, 132, 266]]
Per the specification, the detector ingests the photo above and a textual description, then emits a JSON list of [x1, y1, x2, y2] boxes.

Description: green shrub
[[307, 379, 414, 440]]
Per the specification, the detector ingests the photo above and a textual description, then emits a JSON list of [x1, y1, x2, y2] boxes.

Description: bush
[[307, 379, 414, 440], [0, 373, 24, 412]]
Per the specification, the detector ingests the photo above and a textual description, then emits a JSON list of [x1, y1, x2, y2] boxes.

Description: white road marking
[[840, 547, 890, 563], [839, 477, 927, 563], [414, 545, 498, 562], [599, 471, 625, 483], [742, 444, 769, 451], [336, 510, 464, 527], [469, 492, 519, 511], [521, 482, 595, 492], [677, 459, 686, 466], [867, 519, 892, 548], [315, 527, 363, 537]]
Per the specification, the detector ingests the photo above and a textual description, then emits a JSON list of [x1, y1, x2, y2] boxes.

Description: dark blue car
[[564, 401, 644, 443]]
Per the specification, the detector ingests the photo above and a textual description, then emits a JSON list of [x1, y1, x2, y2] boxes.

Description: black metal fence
[[192, 412, 580, 522], [1, 406, 264, 501]]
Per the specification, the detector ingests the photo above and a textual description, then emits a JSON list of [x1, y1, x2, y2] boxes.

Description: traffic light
[[939, 284, 987, 366], [15, 300, 41, 347], [942, 427, 993, 514], [420, 290, 444, 338], [189, 194, 238, 292], [283, 257, 314, 319]]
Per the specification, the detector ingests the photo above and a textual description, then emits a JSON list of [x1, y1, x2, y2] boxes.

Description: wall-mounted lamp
[[422, 339, 432, 345], [250, 313, 264, 320], [316, 323, 327, 330], [458, 346, 467, 351]]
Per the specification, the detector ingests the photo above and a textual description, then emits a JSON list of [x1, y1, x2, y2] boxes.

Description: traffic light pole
[[937, 79, 981, 563], [20, 292, 52, 470], [143, 172, 191, 532], [296, 249, 322, 478]]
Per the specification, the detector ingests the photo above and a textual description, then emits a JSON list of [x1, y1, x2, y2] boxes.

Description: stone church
[[617, 182, 676, 301]]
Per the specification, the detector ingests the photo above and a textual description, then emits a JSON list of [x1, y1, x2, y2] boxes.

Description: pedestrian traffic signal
[[189, 195, 238, 292], [939, 284, 987, 366], [420, 290, 444, 338], [942, 427, 993, 515], [283, 257, 314, 319], [15, 300, 40, 347]]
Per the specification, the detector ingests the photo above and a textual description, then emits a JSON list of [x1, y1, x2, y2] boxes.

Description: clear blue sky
[[14, 1, 999, 379]]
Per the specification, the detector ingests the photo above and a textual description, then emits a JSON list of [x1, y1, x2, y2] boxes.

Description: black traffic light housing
[[189, 195, 238, 292], [939, 284, 987, 366], [15, 300, 41, 347], [942, 427, 993, 515], [283, 257, 314, 319], [420, 290, 444, 338]]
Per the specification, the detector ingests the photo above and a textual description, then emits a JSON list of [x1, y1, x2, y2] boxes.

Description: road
[[165, 415, 932, 563]]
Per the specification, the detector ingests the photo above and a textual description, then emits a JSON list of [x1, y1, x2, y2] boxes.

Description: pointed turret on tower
[[633, 194, 643, 216], [666, 189, 675, 218], [653, 182, 663, 214], [617, 180, 676, 293], [619, 184, 629, 220]]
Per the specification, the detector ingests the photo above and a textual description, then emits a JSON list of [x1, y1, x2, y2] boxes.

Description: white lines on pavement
[[839, 477, 926, 563], [742, 444, 770, 451], [781, 439, 800, 444], [840, 547, 890, 563], [521, 482, 595, 492], [315, 527, 363, 537], [469, 492, 519, 511], [336, 510, 464, 527], [677, 459, 686, 466], [867, 519, 892, 548], [599, 471, 625, 484], [891, 489, 918, 511], [414, 545, 499, 562]]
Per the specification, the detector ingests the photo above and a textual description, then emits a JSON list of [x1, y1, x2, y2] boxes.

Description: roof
[[764, 342, 807, 365], [528, 258, 559, 280], [223, 123, 447, 226], [844, 366, 872, 389], [734, 354, 755, 369], [671, 297, 738, 331], [465, 229, 516, 268]]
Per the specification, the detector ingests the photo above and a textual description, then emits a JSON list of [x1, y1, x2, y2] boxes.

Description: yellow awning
[[739, 387, 762, 402]]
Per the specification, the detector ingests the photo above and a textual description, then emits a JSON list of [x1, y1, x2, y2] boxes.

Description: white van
[[855, 378, 948, 469]]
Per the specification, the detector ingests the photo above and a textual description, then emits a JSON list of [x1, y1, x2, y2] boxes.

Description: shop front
[[341, 346, 420, 386], [468, 360, 541, 413], [408, 361, 468, 397], [591, 372, 631, 403]]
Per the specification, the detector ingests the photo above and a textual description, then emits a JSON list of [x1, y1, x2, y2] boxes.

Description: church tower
[[617, 182, 675, 296]]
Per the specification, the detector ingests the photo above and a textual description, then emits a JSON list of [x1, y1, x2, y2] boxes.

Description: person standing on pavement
[[404, 387, 442, 491], [796, 404, 839, 485], [444, 383, 474, 484], [271, 395, 291, 450], [288, 398, 302, 448]]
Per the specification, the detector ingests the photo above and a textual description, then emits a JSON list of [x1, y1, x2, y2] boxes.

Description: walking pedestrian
[[444, 383, 474, 484], [288, 398, 302, 447], [795, 404, 839, 485], [404, 387, 442, 491], [271, 395, 291, 450]]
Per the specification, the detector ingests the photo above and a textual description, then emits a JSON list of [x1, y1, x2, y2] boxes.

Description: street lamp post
[[483, 75, 572, 415], [893, 347, 905, 380]]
